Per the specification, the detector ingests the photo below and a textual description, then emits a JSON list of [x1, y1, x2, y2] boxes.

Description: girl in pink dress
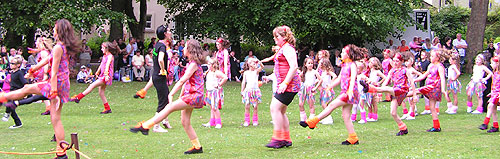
[[361, 52, 417, 136], [412, 50, 447, 132], [300, 44, 366, 145], [478, 56, 500, 133], [381, 49, 394, 101], [70, 42, 117, 114], [215, 38, 230, 109], [0, 19, 80, 159], [260, 25, 301, 149], [130, 39, 207, 155]]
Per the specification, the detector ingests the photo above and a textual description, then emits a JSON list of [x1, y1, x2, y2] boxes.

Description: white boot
[[445, 102, 453, 113], [321, 115, 334, 125]]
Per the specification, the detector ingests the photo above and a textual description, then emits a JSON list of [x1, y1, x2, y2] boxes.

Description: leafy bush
[[430, 6, 470, 41], [86, 34, 108, 59], [240, 43, 272, 61]]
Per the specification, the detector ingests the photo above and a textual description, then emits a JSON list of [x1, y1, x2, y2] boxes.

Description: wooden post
[[71, 133, 80, 159]]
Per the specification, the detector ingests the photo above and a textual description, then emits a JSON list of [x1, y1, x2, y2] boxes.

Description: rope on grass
[[0, 140, 92, 159]]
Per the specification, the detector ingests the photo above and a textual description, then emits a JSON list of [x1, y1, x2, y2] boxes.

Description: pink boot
[[252, 114, 259, 126], [243, 113, 250, 127], [351, 114, 357, 122], [358, 112, 367, 124]]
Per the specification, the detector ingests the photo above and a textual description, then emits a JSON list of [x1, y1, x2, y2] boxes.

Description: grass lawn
[[1, 73, 500, 158]]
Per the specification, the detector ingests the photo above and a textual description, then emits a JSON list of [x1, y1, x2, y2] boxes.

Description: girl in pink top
[[362, 52, 417, 136], [301, 44, 366, 145], [216, 38, 231, 79], [0, 19, 80, 159], [381, 49, 394, 102], [69, 42, 117, 114], [413, 50, 447, 132], [260, 25, 300, 149], [130, 39, 207, 155], [479, 56, 500, 133]]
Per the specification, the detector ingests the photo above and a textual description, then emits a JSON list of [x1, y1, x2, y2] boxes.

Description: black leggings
[[5, 107, 22, 126], [18, 95, 49, 106], [152, 75, 170, 112]]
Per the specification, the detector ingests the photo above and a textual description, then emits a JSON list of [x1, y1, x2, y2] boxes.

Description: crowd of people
[[3, 19, 500, 158]]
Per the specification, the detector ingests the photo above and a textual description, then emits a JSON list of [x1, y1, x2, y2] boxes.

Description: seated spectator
[[229, 51, 241, 81], [244, 50, 257, 62], [132, 50, 145, 81], [144, 49, 154, 77], [116, 51, 131, 80], [77, 65, 93, 83]]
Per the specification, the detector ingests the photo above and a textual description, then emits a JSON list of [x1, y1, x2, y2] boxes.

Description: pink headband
[[493, 56, 499, 63], [394, 53, 403, 61], [343, 45, 350, 54]]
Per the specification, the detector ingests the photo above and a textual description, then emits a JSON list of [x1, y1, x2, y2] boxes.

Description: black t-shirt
[[153, 42, 169, 76], [421, 60, 430, 72], [119, 43, 127, 50], [444, 43, 453, 50], [10, 70, 27, 91]]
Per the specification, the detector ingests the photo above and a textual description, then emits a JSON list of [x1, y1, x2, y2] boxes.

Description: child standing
[[413, 50, 447, 132], [298, 57, 322, 121], [202, 59, 228, 128], [466, 54, 492, 114], [400, 57, 423, 120], [241, 57, 264, 126], [70, 42, 116, 114], [317, 58, 336, 124], [381, 49, 393, 102], [352, 61, 369, 124], [0, 19, 80, 159], [444, 54, 461, 114], [479, 56, 500, 133], [300, 44, 365, 145], [130, 39, 207, 154], [361, 52, 417, 136], [366, 57, 386, 122], [2, 57, 27, 128]]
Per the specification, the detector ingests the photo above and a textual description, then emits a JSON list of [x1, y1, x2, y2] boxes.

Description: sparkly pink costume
[[489, 72, 500, 105], [180, 61, 205, 108], [382, 58, 392, 76], [418, 63, 443, 101], [338, 62, 359, 104], [38, 43, 70, 103], [274, 43, 301, 93], [390, 67, 409, 106], [98, 54, 114, 85], [217, 49, 231, 79]]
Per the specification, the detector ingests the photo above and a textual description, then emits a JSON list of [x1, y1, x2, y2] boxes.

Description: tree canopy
[[159, 0, 421, 52]]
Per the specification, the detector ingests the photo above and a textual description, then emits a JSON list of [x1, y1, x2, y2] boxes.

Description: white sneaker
[[215, 124, 222, 129], [420, 110, 431, 115], [406, 116, 415, 120], [322, 116, 334, 125], [366, 118, 377, 122], [202, 122, 211, 128], [8, 124, 22, 129], [447, 107, 457, 114], [401, 114, 409, 120], [467, 107, 473, 113], [471, 110, 483, 114], [2, 113, 10, 122], [497, 106, 500, 111], [358, 119, 366, 124], [252, 121, 259, 126], [152, 124, 168, 133], [243, 121, 249, 127]]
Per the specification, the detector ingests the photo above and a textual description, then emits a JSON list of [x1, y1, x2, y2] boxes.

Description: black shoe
[[487, 127, 499, 133], [382, 100, 391, 102], [54, 154, 68, 159], [130, 123, 149, 135], [100, 109, 112, 114], [479, 124, 488, 130], [133, 94, 140, 98], [184, 146, 203, 154], [41, 110, 51, 115], [341, 140, 359, 145], [360, 80, 369, 93], [265, 139, 286, 149], [426, 127, 441, 132], [396, 129, 408, 136], [284, 141, 292, 147], [299, 121, 309, 128], [50, 134, 56, 142]]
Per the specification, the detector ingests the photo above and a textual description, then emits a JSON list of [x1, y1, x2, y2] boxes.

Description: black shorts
[[274, 92, 298, 106]]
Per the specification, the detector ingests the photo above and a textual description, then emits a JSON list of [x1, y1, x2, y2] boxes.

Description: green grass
[[1, 74, 500, 158]]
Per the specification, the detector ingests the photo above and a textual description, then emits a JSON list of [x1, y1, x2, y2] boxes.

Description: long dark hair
[[55, 19, 81, 55]]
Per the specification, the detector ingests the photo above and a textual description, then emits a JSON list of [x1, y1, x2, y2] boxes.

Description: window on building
[[145, 15, 152, 30]]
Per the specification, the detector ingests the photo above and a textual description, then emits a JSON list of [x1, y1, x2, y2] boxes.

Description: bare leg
[[429, 100, 438, 120], [2, 83, 43, 101], [307, 98, 315, 116], [98, 84, 108, 104], [50, 97, 65, 156], [144, 99, 192, 127], [181, 108, 197, 140], [82, 80, 105, 96], [390, 100, 403, 125], [143, 77, 153, 91], [317, 96, 348, 120], [341, 104, 355, 134], [270, 97, 285, 131]]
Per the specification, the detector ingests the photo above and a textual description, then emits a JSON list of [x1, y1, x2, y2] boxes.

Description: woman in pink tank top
[[0, 19, 81, 159], [300, 44, 366, 145]]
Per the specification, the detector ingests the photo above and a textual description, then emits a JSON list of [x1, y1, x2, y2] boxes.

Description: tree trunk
[[124, 0, 147, 41], [465, 0, 488, 73], [109, 0, 125, 41], [26, 28, 35, 48]]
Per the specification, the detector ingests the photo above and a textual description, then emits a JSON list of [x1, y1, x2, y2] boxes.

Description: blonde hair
[[185, 39, 207, 65], [319, 59, 334, 73], [209, 57, 220, 71], [369, 57, 382, 70], [273, 25, 296, 47]]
